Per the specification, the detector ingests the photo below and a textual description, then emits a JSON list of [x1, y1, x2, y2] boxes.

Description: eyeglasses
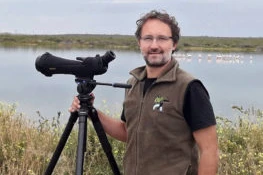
[[140, 35, 173, 44]]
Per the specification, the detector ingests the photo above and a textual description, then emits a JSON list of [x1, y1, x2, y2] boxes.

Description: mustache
[[148, 49, 163, 54]]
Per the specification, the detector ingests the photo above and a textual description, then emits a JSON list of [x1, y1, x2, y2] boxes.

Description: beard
[[143, 50, 171, 67]]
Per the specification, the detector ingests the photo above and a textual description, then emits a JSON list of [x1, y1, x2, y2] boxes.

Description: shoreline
[[1, 33, 263, 53]]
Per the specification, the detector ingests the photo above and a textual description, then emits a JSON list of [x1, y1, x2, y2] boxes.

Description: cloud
[[1, 0, 262, 36]]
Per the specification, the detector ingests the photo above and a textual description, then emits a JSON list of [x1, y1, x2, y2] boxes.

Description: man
[[69, 10, 219, 175]]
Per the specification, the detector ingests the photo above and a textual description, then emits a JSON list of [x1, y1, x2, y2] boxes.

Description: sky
[[0, 0, 262, 37]]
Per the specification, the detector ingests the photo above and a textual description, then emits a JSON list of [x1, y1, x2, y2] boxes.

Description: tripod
[[44, 79, 130, 175]]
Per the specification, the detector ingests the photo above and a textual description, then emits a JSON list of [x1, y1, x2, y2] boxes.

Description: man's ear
[[173, 43, 177, 50]]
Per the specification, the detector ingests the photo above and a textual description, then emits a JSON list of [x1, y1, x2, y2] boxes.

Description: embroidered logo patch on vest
[[153, 96, 168, 112]]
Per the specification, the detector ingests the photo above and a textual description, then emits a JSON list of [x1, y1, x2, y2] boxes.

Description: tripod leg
[[45, 112, 78, 175], [75, 108, 88, 175], [89, 108, 121, 175]]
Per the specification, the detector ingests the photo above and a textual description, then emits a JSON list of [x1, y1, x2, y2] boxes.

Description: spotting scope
[[35, 51, 115, 79]]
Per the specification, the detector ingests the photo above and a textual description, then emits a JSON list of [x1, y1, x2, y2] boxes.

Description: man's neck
[[146, 59, 171, 78]]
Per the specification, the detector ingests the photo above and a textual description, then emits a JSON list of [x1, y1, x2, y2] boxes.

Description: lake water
[[0, 47, 262, 122]]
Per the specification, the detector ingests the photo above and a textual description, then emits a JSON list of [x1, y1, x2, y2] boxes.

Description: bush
[[217, 106, 263, 174]]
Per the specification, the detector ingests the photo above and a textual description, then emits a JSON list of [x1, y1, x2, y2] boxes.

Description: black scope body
[[35, 51, 115, 79]]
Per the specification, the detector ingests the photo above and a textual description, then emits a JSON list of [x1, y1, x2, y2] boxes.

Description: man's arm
[[193, 125, 219, 175], [96, 109, 127, 142]]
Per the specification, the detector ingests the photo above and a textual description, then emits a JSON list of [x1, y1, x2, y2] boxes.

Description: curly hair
[[135, 10, 180, 44]]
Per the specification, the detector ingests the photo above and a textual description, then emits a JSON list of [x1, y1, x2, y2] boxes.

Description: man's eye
[[144, 37, 153, 41], [158, 37, 168, 41]]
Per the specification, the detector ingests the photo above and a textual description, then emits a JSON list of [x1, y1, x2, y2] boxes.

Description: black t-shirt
[[121, 78, 216, 132]]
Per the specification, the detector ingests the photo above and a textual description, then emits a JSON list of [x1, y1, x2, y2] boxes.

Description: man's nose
[[149, 39, 159, 47]]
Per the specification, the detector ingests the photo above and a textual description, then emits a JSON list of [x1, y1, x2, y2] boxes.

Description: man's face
[[138, 19, 177, 67]]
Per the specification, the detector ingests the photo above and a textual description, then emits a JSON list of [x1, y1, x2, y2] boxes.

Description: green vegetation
[[1, 33, 263, 52], [179, 36, 263, 53], [1, 102, 263, 174], [0, 33, 138, 51]]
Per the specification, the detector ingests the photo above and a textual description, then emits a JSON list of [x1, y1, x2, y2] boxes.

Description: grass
[[0, 102, 125, 175], [0, 33, 263, 53], [1, 101, 263, 174]]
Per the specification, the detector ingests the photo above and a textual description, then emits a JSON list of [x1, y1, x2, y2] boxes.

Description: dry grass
[[1, 101, 263, 174], [0, 102, 124, 175]]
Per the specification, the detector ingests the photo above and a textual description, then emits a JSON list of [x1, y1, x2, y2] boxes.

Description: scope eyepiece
[[101, 50, 115, 65]]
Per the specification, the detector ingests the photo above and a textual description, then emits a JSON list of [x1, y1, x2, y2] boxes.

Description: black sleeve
[[183, 80, 216, 132], [121, 108, 126, 122]]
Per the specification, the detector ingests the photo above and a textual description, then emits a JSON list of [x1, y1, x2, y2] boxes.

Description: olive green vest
[[123, 58, 198, 175]]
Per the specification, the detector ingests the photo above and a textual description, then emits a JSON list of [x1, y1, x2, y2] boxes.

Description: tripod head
[[75, 77, 132, 95], [75, 78, 96, 95]]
